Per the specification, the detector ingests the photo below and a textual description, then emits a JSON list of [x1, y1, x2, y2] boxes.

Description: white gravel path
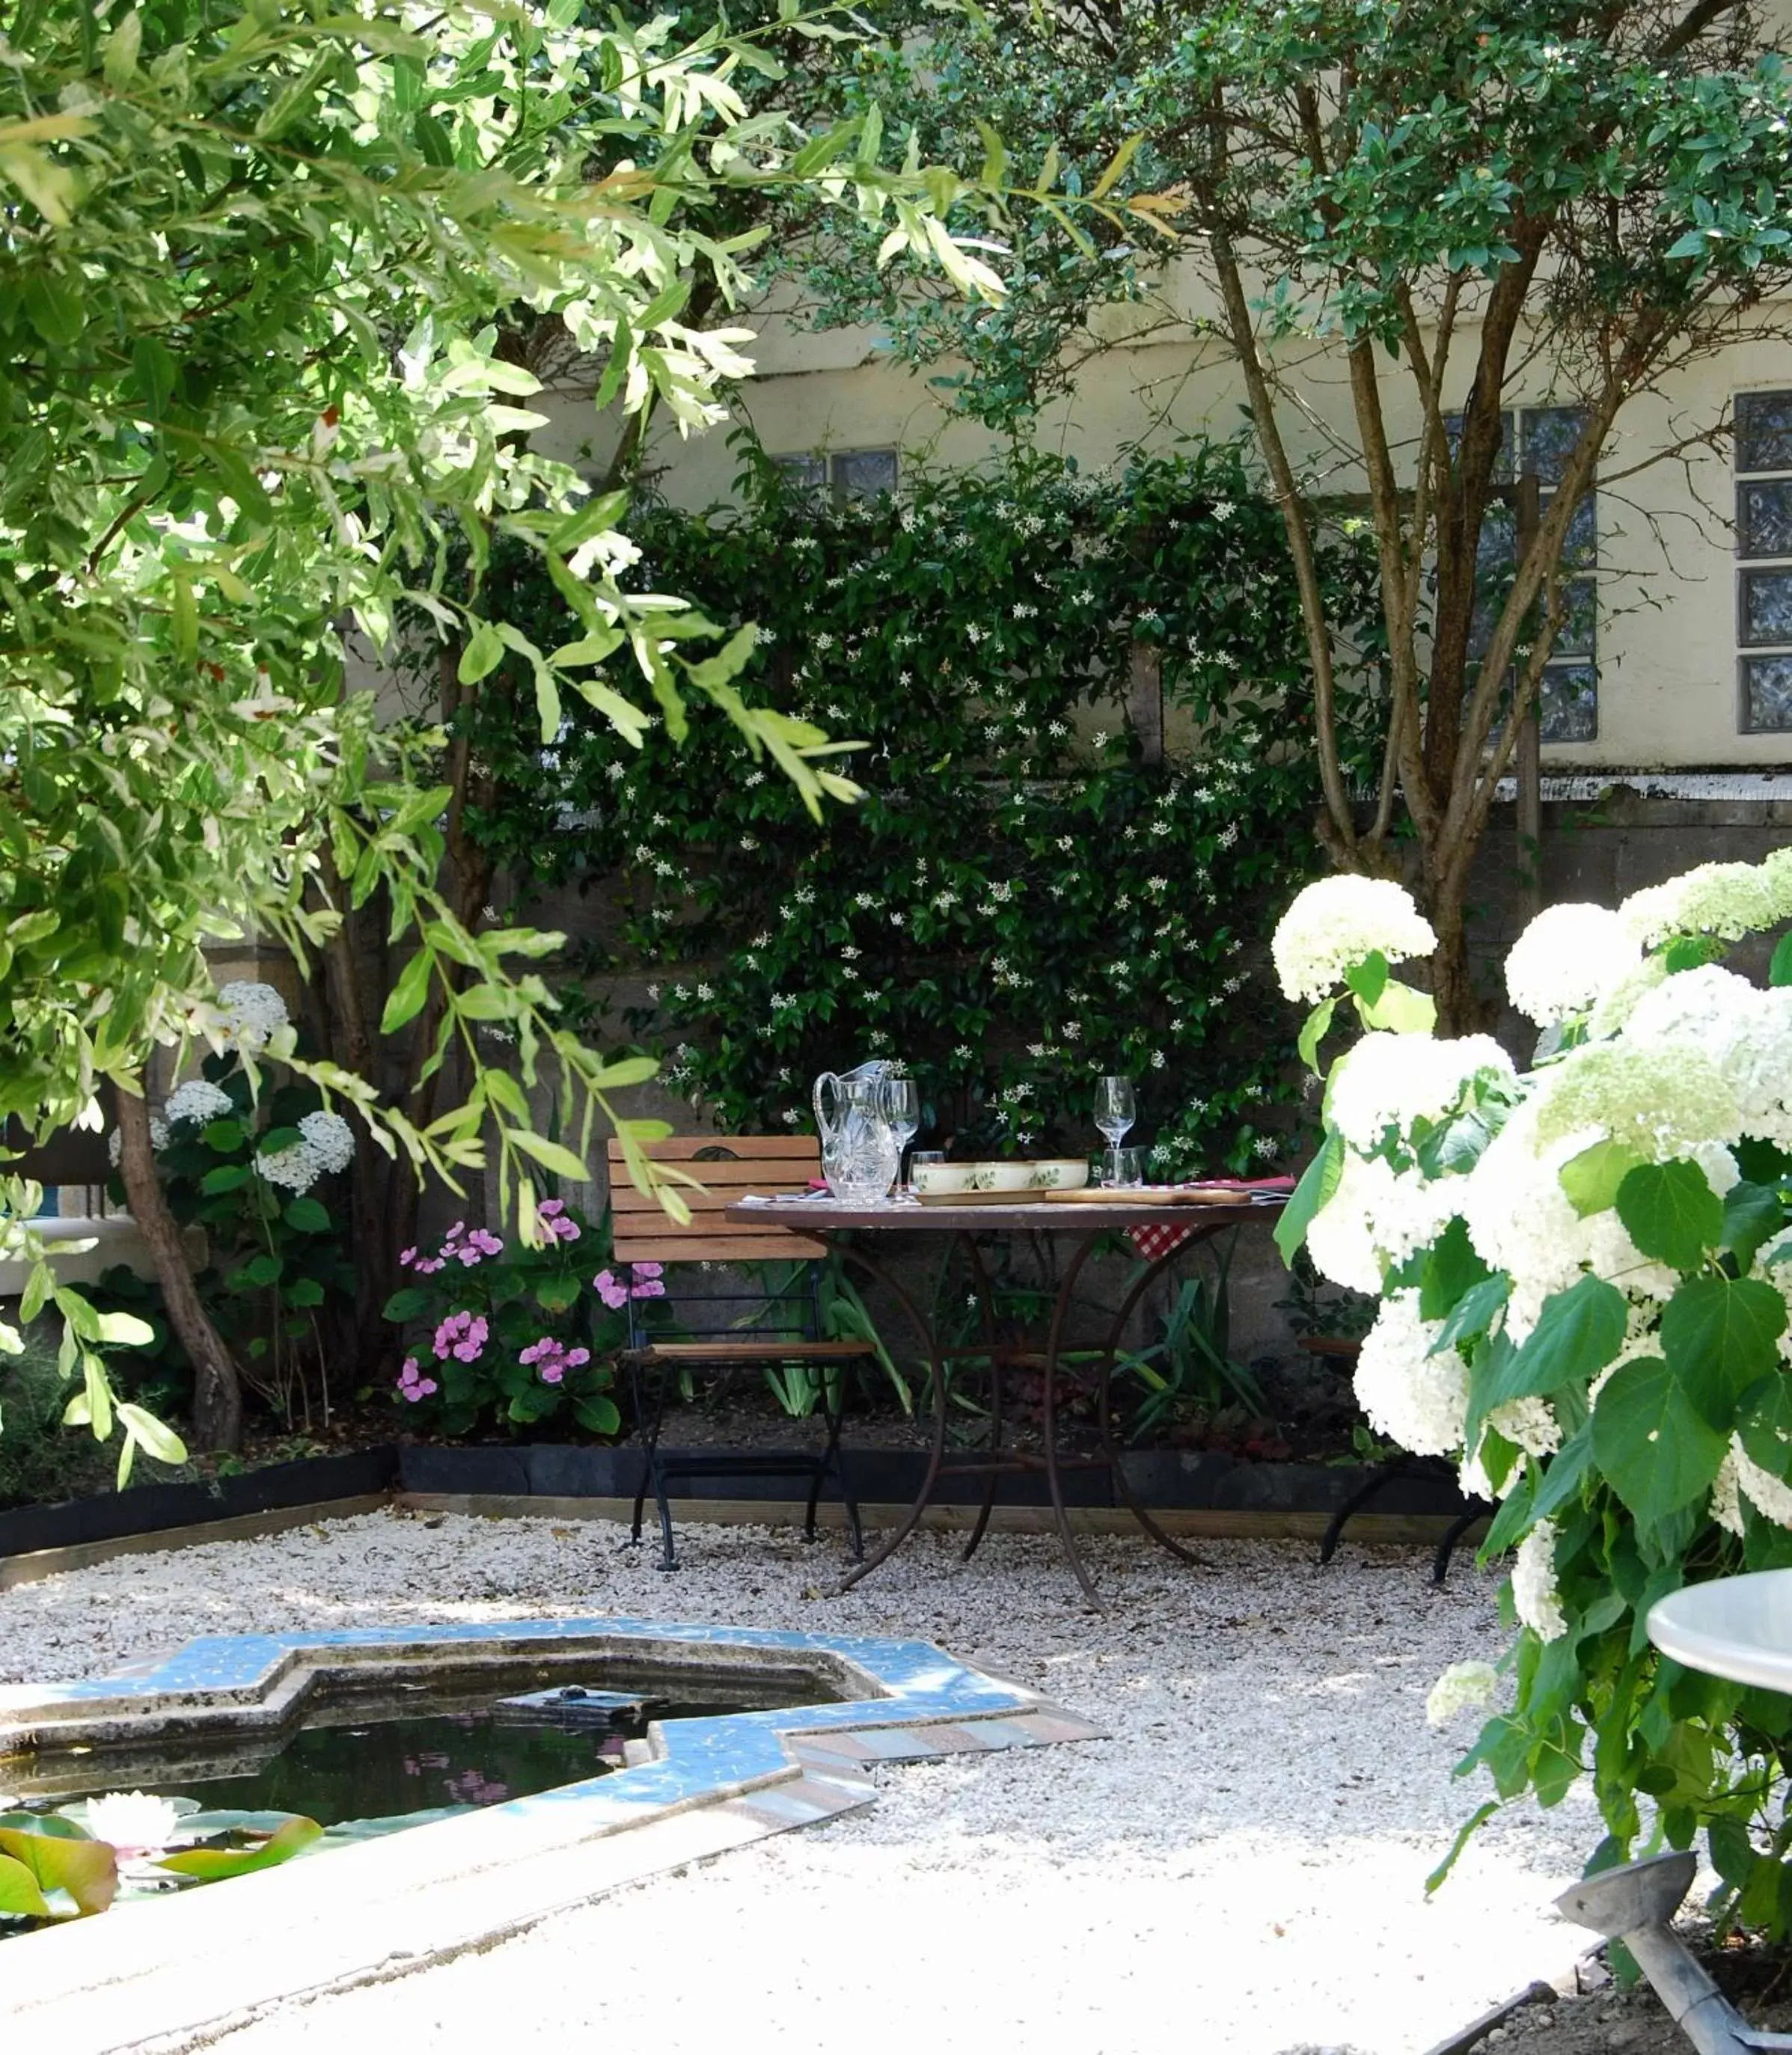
[[0, 1511, 1599, 2054]]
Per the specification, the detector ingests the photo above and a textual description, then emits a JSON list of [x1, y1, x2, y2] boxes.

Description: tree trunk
[[1419, 858, 1485, 1038], [115, 1079, 244, 1452]]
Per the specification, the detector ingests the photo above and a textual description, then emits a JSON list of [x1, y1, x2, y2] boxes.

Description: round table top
[[723, 1194, 1282, 1234], [1648, 1569, 1792, 1691]]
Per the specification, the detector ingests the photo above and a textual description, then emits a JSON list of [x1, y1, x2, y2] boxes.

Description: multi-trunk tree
[[793, 0, 1792, 1029]]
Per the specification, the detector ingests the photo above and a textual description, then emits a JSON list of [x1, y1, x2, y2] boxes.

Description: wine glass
[[881, 1075, 921, 1188], [1095, 1076, 1136, 1154]]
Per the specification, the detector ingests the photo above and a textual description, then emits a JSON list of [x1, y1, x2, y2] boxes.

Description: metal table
[[724, 1193, 1283, 1605]]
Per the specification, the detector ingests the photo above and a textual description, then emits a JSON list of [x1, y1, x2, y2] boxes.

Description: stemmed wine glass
[[1095, 1075, 1136, 1178], [881, 1075, 921, 1192]]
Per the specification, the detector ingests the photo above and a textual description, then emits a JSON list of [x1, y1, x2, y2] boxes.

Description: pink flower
[[399, 1246, 417, 1268], [432, 1311, 489, 1364], [634, 1261, 664, 1278], [631, 1273, 666, 1299], [396, 1356, 438, 1403], [519, 1336, 591, 1387], [593, 1270, 629, 1311], [413, 1255, 445, 1275]]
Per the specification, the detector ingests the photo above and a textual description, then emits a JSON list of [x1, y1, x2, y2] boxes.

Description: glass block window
[[1449, 405, 1598, 741], [1737, 391, 1792, 732], [774, 448, 899, 508]]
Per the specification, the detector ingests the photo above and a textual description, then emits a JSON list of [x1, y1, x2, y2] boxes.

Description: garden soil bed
[[1449, 1935, 1792, 2055]]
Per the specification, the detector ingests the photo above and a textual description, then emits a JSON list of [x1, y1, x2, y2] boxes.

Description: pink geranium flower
[[519, 1337, 590, 1386], [396, 1356, 438, 1403], [593, 1269, 629, 1311], [432, 1311, 488, 1363]]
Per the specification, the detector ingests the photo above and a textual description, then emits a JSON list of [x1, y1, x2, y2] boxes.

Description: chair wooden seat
[[604, 1133, 864, 1569], [623, 1339, 875, 1363]]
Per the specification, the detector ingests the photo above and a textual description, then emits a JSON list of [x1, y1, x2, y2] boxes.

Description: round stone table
[[1648, 1568, 1792, 1691]]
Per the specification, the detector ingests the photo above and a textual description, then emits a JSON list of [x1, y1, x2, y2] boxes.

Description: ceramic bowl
[[1022, 1159, 1089, 1191], [911, 1161, 976, 1195]]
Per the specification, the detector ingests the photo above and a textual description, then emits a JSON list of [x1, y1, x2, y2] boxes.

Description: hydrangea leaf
[[1770, 931, 1792, 988], [1273, 1129, 1343, 1267], [1615, 1160, 1724, 1273], [1529, 1423, 1595, 1525], [1297, 994, 1338, 1074], [1428, 1270, 1510, 1357], [1559, 1139, 1645, 1219], [1418, 1216, 1493, 1322], [1660, 1277, 1788, 1409], [1592, 1354, 1729, 1525], [1342, 948, 1388, 1008], [1737, 1373, 1792, 1491], [1354, 977, 1437, 1035], [1722, 1182, 1785, 1272]]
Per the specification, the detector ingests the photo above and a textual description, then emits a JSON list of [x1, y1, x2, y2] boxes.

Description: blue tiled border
[[1, 1618, 1089, 1828]]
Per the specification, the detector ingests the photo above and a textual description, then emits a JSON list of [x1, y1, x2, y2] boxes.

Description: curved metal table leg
[[1039, 1232, 1105, 1607], [1094, 1226, 1227, 1569], [960, 1234, 1005, 1562], [1431, 1502, 1489, 1586], [830, 1239, 955, 1595], [1318, 1457, 1412, 1566]]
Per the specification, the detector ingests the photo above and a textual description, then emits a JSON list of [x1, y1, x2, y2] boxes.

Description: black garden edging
[[0, 1439, 1476, 1568], [0, 1445, 400, 1561], [394, 1442, 1475, 1519]]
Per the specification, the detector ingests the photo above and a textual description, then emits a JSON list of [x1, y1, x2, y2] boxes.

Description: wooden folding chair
[[605, 1135, 869, 1570]]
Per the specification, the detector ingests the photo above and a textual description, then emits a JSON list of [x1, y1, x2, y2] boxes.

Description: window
[[774, 447, 899, 508], [1734, 391, 1792, 732], [1452, 405, 1599, 744]]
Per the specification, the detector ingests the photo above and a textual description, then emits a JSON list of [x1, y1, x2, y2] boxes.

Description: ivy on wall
[[456, 441, 1383, 1172]]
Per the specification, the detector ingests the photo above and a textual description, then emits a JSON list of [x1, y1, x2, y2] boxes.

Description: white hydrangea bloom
[[1490, 1395, 1564, 1461], [1622, 968, 1792, 1151], [216, 979, 290, 1051], [1533, 1041, 1742, 1161], [165, 1079, 236, 1128], [1734, 1437, 1792, 1529], [1512, 1520, 1568, 1642], [1352, 1290, 1467, 1457], [1426, 1660, 1499, 1728], [1503, 904, 1640, 1026], [1326, 1032, 1514, 1152], [1306, 1151, 1457, 1296], [1711, 1447, 1746, 1537], [1271, 876, 1437, 1004], [1585, 955, 1672, 1041], [1621, 860, 1792, 948], [298, 1110, 355, 1176], [254, 1139, 321, 1193], [107, 1118, 171, 1166]]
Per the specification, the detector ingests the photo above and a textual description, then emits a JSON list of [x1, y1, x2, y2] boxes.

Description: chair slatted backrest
[[605, 1135, 827, 1266]]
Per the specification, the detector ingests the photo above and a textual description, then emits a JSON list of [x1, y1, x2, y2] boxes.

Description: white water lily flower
[[1426, 1660, 1499, 1728], [82, 1791, 181, 1852], [1326, 1032, 1513, 1151], [1270, 876, 1437, 1004], [1512, 1520, 1568, 1643], [1352, 1290, 1467, 1457], [1503, 903, 1640, 1026]]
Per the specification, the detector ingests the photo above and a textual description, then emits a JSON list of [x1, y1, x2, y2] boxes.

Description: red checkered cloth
[[1125, 1178, 1296, 1262]]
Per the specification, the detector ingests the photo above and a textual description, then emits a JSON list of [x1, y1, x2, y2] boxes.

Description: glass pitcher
[[813, 1062, 900, 1203]]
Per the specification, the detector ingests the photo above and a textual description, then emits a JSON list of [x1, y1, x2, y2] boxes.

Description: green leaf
[[91, 1308, 153, 1347], [155, 1814, 322, 1880], [1593, 1353, 1729, 1523], [284, 1195, 331, 1234], [0, 1849, 49, 1918], [1530, 1422, 1594, 1524], [200, 1163, 254, 1193], [1425, 1801, 1498, 1895], [382, 1286, 432, 1320], [203, 1117, 246, 1151], [1342, 948, 1387, 1009], [1770, 930, 1792, 988], [235, 1250, 284, 1288], [1722, 1182, 1785, 1271], [1660, 1276, 1788, 1408], [0, 1825, 116, 1914], [1737, 1372, 1792, 1498], [1615, 1160, 1723, 1272], [23, 269, 84, 347], [534, 1273, 581, 1313], [1503, 1275, 1627, 1402], [458, 620, 504, 684], [1428, 1271, 1510, 1357], [1559, 1139, 1645, 1218], [381, 949, 433, 1034], [117, 1401, 188, 1466], [1354, 979, 1437, 1034], [1297, 995, 1337, 1074], [572, 1394, 620, 1435], [509, 1130, 591, 1181], [1273, 1130, 1344, 1268], [1418, 1216, 1490, 1321]]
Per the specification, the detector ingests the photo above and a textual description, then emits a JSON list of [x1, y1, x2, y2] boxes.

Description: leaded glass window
[[774, 448, 899, 509], [1447, 405, 1599, 742], [1737, 393, 1792, 732]]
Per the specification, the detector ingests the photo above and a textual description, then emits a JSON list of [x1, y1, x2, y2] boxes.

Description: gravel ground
[[0, 1511, 1603, 2054]]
